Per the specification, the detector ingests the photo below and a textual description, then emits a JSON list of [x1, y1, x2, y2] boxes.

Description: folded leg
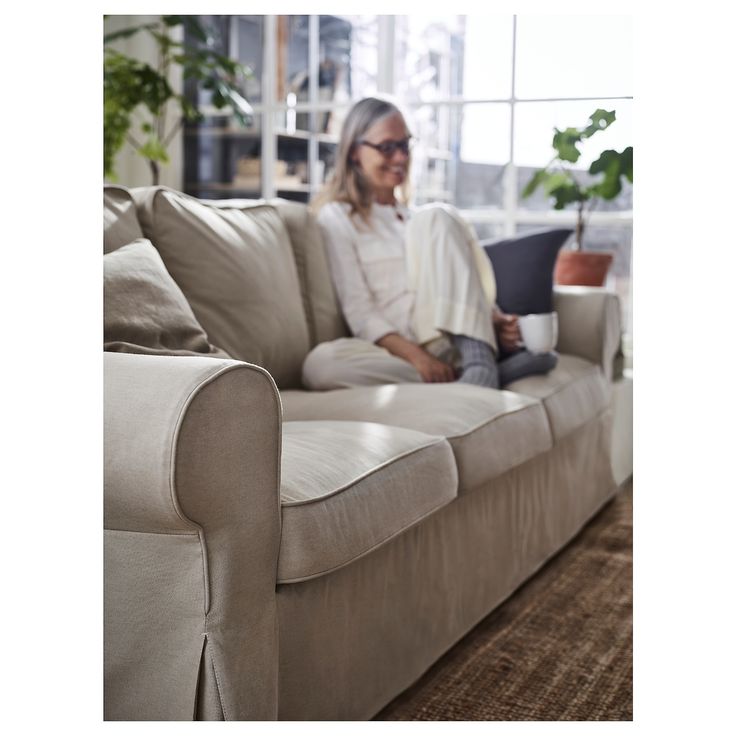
[[498, 350, 558, 387], [302, 337, 423, 390]]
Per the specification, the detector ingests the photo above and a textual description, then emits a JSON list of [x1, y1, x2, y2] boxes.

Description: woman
[[304, 96, 557, 390]]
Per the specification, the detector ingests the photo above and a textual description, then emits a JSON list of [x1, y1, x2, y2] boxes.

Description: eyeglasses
[[357, 137, 415, 158]]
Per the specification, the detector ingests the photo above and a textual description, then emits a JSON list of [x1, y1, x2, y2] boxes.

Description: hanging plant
[[104, 15, 253, 184]]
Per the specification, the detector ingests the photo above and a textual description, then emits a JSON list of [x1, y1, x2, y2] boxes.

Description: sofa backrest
[[104, 185, 349, 387], [268, 198, 349, 347], [129, 186, 311, 388], [104, 185, 144, 254], [195, 195, 350, 349]]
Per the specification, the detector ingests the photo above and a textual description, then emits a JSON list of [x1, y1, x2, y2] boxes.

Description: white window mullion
[[505, 15, 519, 238], [262, 15, 277, 198], [377, 16, 396, 94], [308, 15, 320, 196]]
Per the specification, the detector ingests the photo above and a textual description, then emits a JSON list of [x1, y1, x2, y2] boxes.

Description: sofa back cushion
[[104, 185, 144, 254], [199, 197, 350, 347], [104, 238, 230, 358], [133, 187, 310, 388], [481, 228, 572, 316], [269, 199, 349, 346]]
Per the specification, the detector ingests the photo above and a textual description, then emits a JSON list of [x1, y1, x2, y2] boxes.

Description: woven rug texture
[[376, 480, 633, 721]]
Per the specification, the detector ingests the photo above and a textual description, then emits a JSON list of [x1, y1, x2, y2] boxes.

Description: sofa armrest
[[104, 352, 282, 720], [553, 286, 623, 382]]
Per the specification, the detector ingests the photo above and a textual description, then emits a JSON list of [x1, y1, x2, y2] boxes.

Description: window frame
[[198, 14, 633, 237]]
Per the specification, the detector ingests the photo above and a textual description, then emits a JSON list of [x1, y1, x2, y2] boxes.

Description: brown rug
[[375, 480, 633, 721]]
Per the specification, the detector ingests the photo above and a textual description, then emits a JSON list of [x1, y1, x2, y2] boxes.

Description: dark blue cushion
[[481, 228, 572, 315]]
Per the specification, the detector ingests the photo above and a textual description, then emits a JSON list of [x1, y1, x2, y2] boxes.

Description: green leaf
[[549, 181, 585, 210], [620, 146, 633, 183], [138, 136, 170, 164], [543, 172, 574, 196], [582, 108, 616, 139], [588, 147, 633, 200], [186, 17, 210, 44], [103, 23, 157, 44], [103, 15, 254, 178], [521, 169, 550, 198], [553, 127, 583, 163]]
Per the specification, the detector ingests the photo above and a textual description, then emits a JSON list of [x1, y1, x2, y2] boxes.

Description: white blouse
[[316, 201, 417, 344]]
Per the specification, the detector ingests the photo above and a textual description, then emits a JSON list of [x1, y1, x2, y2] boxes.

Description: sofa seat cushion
[[280, 384, 552, 496], [278, 421, 457, 584], [504, 353, 611, 441]]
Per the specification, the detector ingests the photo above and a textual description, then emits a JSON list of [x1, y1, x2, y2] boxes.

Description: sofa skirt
[[272, 409, 617, 720]]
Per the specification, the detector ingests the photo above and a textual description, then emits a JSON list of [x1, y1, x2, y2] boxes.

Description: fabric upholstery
[[270, 199, 350, 346], [504, 353, 611, 441], [278, 421, 457, 583], [553, 286, 622, 381], [104, 353, 282, 720], [105, 531, 206, 720], [132, 186, 310, 388], [104, 238, 229, 359], [201, 196, 350, 348], [280, 383, 552, 495], [104, 185, 144, 254], [481, 228, 572, 315], [276, 411, 616, 720]]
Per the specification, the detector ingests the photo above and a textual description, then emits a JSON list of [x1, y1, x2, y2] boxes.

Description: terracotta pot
[[554, 250, 614, 287]]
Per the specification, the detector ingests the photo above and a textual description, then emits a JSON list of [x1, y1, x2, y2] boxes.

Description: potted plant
[[104, 15, 253, 185], [521, 109, 633, 286]]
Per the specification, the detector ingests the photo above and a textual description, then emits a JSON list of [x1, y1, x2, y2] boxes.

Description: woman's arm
[[317, 204, 398, 344]]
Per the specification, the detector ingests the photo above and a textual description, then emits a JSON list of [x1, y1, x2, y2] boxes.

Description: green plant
[[104, 15, 253, 184], [521, 109, 633, 250]]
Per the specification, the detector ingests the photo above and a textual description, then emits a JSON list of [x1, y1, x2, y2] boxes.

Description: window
[[182, 15, 633, 348]]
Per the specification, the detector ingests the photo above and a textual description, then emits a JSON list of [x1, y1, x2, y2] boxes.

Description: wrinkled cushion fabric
[[280, 384, 552, 495], [278, 420, 457, 583], [482, 228, 572, 315], [270, 199, 350, 347], [104, 185, 144, 254], [104, 238, 229, 358], [505, 353, 611, 440], [133, 187, 310, 388]]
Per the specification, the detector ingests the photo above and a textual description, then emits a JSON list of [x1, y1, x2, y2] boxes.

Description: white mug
[[518, 312, 558, 354]]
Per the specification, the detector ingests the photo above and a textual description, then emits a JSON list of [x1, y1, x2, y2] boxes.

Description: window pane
[[183, 114, 262, 198], [406, 104, 455, 205], [455, 104, 510, 209], [395, 15, 465, 103], [407, 104, 509, 209], [233, 16, 264, 104], [342, 15, 378, 99], [460, 103, 511, 165], [462, 15, 513, 99], [515, 15, 633, 99], [279, 15, 309, 106], [318, 15, 378, 136]]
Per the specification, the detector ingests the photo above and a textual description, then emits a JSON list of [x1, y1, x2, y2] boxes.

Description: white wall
[[104, 15, 184, 189]]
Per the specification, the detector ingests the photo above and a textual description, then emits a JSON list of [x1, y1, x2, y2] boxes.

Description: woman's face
[[351, 112, 411, 199]]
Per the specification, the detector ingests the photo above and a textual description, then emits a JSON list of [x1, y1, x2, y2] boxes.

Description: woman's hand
[[408, 349, 456, 383], [493, 307, 522, 353], [377, 333, 456, 383]]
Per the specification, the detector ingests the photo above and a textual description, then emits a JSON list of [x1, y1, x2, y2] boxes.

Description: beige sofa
[[103, 185, 623, 721]]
